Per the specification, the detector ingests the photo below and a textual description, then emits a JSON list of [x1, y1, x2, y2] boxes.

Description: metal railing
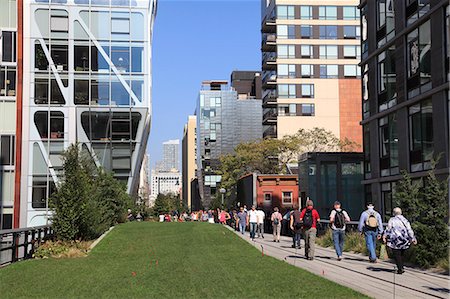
[[0, 225, 54, 267]]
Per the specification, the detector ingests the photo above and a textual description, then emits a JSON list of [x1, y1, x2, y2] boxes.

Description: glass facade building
[[196, 78, 262, 208], [360, 0, 449, 220], [16, 0, 156, 226]]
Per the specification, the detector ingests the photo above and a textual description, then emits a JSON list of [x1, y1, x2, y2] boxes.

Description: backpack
[[365, 211, 379, 229], [334, 210, 345, 229], [303, 209, 313, 229], [273, 214, 280, 225]]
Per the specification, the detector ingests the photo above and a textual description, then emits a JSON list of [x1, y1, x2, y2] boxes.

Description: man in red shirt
[[300, 199, 320, 260]]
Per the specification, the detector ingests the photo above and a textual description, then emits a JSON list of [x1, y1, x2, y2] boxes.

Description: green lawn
[[0, 222, 366, 298]]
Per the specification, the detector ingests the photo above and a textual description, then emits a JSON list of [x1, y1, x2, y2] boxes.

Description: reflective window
[[363, 125, 371, 178], [344, 65, 361, 78], [277, 25, 295, 39], [1, 31, 16, 63], [300, 84, 314, 98], [74, 79, 89, 105], [277, 45, 295, 58], [319, 45, 338, 59], [343, 26, 360, 39], [407, 20, 431, 98], [81, 111, 141, 141], [51, 44, 68, 71], [111, 46, 130, 73], [278, 84, 296, 98], [320, 65, 338, 78], [343, 45, 360, 58], [300, 25, 312, 38], [300, 104, 315, 116], [35, 42, 48, 71], [409, 99, 433, 172], [407, 0, 430, 25], [319, 26, 337, 39], [34, 79, 66, 105], [343, 6, 359, 20], [300, 6, 312, 19], [34, 111, 64, 139], [277, 64, 295, 78], [377, 0, 395, 46], [0, 135, 15, 165], [277, 5, 295, 20], [111, 17, 130, 34], [319, 6, 337, 20], [362, 65, 369, 118], [379, 113, 399, 177], [300, 65, 313, 78], [91, 45, 110, 72], [111, 77, 130, 106], [74, 45, 90, 72], [378, 46, 396, 111], [32, 176, 56, 209], [300, 45, 313, 58]]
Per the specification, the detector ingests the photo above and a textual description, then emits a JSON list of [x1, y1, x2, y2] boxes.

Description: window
[[74, 80, 89, 104], [0, 66, 16, 97], [343, 6, 359, 20], [300, 6, 312, 19], [362, 64, 370, 118], [300, 84, 314, 98], [344, 65, 361, 77], [407, 0, 430, 26], [34, 111, 65, 139], [81, 111, 141, 141], [277, 64, 295, 78], [1, 31, 16, 63], [378, 46, 396, 111], [343, 45, 360, 58], [300, 104, 315, 116], [282, 191, 292, 204], [319, 6, 337, 20], [278, 84, 296, 98], [111, 46, 130, 72], [277, 25, 295, 39], [91, 45, 110, 72], [32, 176, 56, 209], [209, 97, 221, 107], [300, 45, 313, 58], [74, 45, 90, 71], [361, 6, 368, 57], [35, 43, 48, 71], [50, 15, 68, 32], [379, 113, 399, 177], [111, 17, 130, 34], [407, 20, 431, 98], [319, 45, 338, 59], [377, 0, 395, 46], [51, 44, 68, 71], [91, 76, 109, 105], [300, 65, 313, 77], [300, 25, 312, 38], [363, 125, 371, 179], [264, 193, 272, 202], [278, 45, 295, 58], [381, 182, 395, 221], [409, 99, 433, 172], [34, 79, 66, 105], [319, 65, 338, 78], [319, 26, 337, 39], [343, 26, 360, 39], [0, 135, 15, 165], [277, 5, 294, 20], [278, 104, 296, 116]]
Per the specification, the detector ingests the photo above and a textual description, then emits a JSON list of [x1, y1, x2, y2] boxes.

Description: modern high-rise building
[[11, 0, 157, 227], [0, 0, 18, 230], [196, 72, 263, 208], [162, 139, 179, 172], [138, 153, 150, 205], [260, 0, 362, 146], [360, 0, 449, 219], [182, 115, 196, 211]]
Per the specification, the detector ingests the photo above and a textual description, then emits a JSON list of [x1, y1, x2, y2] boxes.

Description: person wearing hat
[[329, 201, 350, 261], [358, 203, 383, 263]]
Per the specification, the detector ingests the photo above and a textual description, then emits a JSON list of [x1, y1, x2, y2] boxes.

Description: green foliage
[[152, 193, 185, 216], [218, 128, 360, 199], [50, 144, 132, 241], [393, 158, 449, 268], [33, 240, 91, 259]]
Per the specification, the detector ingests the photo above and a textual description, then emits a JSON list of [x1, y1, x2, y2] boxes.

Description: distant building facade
[[150, 170, 181, 197], [196, 72, 262, 208], [182, 115, 196, 210], [162, 139, 179, 172], [360, 1, 449, 219], [260, 0, 362, 146]]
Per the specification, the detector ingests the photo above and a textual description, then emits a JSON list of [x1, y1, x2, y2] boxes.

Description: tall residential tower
[[261, 0, 362, 146]]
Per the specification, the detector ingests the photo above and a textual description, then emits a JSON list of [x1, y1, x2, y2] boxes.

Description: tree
[[152, 193, 186, 216], [393, 159, 449, 267]]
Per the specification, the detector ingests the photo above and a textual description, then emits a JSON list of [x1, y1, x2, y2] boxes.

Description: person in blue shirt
[[358, 203, 383, 263]]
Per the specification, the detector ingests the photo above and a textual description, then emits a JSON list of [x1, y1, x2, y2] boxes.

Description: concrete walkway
[[232, 229, 449, 299]]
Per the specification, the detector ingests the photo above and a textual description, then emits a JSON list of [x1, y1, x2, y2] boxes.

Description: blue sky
[[149, 0, 261, 168]]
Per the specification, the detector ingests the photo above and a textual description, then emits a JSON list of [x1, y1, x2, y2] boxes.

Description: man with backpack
[[329, 201, 350, 261], [300, 200, 320, 260], [289, 203, 302, 249], [358, 203, 383, 263]]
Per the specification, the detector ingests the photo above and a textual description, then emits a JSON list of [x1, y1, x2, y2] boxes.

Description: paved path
[[232, 229, 449, 299]]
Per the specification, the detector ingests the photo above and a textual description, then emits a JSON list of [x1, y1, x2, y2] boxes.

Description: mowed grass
[[0, 222, 367, 298]]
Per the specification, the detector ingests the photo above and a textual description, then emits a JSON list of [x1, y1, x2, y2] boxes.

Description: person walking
[[383, 207, 417, 274], [248, 205, 258, 240], [237, 207, 247, 235], [271, 207, 283, 242], [329, 201, 350, 261], [256, 209, 265, 238], [300, 200, 320, 260], [289, 204, 302, 249], [358, 203, 383, 263]]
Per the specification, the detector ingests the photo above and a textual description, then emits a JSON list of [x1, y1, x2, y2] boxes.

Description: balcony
[[263, 108, 277, 124], [262, 52, 277, 71], [261, 11, 276, 33], [262, 71, 277, 89], [261, 33, 276, 52], [263, 125, 277, 138], [262, 91, 277, 106]]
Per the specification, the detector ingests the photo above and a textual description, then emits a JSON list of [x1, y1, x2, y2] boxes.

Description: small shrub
[[316, 230, 333, 248], [34, 240, 92, 259]]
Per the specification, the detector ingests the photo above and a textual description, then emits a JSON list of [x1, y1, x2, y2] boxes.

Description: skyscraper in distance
[[162, 139, 180, 172]]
